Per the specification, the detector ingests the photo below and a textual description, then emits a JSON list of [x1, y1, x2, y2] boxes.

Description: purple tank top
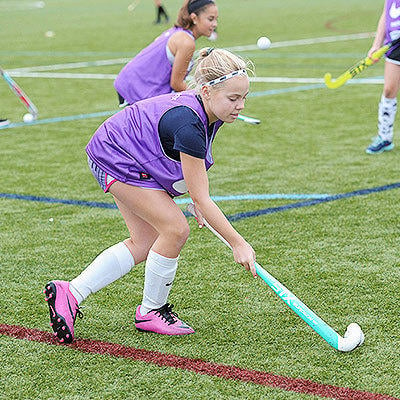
[[86, 91, 223, 197], [114, 27, 194, 105], [385, 0, 400, 44]]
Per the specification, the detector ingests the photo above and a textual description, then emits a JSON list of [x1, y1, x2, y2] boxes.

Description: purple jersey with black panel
[[86, 91, 223, 197], [114, 27, 194, 105]]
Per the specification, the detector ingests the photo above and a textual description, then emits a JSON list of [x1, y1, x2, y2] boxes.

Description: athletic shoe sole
[[366, 143, 394, 154], [135, 326, 195, 335], [134, 304, 195, 335], [43, 282, 74, 343]]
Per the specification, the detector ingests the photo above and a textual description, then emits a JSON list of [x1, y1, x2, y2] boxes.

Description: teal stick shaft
[[254, 262, 339, 349], [187, 203, 340, 350]]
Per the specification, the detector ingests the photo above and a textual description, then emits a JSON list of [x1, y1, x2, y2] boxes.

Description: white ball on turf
[[23, 113, 34, 123], [257, 36, 271, 50]]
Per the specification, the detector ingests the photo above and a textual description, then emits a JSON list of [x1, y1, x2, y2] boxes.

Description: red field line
[[1, 324, 398, 400]]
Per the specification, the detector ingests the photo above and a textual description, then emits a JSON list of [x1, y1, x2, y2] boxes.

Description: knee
[[166, 221, 190, 246]]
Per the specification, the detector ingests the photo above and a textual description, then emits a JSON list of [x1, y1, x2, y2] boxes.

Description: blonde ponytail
[[193, 48, 253, 89]]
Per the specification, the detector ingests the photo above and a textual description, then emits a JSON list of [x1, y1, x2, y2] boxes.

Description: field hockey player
[[153, 0, 169, 24], [114, 0, 218, 106], [366, 0, 400, 154], [44, 48, 257, 343]]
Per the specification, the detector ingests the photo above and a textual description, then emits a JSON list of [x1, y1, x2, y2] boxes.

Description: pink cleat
[[135, 303, 194, 335], [43, 280, 83, 343]]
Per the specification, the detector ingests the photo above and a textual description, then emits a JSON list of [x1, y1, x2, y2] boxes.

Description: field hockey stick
[[324, 38, 400, 89], [0, 67, 38, 118], [237, 114, 260, 125], [128, 0, 141, 12], [187, 203, 365, 352]]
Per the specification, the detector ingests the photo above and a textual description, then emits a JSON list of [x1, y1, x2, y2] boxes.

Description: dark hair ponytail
[[175, 0, 192, 29], [175, 0, 216, 29]]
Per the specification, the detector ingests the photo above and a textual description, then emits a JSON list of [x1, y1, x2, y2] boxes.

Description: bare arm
[[368, 5, 386, 60], [168, 32, 195, 92], [180, 152, 257, 276]]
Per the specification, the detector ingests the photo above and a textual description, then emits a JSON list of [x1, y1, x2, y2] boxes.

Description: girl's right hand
[[232, 240, 257, 278], [368, 45, 382, 62]]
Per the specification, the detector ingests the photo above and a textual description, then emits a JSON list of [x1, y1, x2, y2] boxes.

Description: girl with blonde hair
[[44, 48, 256, 343]]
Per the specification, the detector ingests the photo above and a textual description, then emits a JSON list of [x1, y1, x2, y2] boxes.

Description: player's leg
[[69, 211, 157, 305], [44, 207, 156, 343], [159, 2, 169, 23], [366, 60, 400, 153], [44, 162, 144, 342], [154, 0, 168, 24], [154, 0, 161, 23], [109, 181, 194, 335]]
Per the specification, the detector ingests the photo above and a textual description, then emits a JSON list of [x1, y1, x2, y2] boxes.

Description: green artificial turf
[[1, 0, 399, 399]]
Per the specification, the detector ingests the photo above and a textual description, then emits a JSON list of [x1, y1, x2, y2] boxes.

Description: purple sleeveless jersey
[[385, 0, 400, 55], [86, 91, 223, 197], [114, 27, 194, 105]]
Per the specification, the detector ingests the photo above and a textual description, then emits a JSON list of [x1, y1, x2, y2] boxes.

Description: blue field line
[[1, 183, 399, 221], [227, 182, 400, 221], [0, 193, 117, 209], [175, 193, 330, 204], [0, 192, 329, 209], [0, 110, 118, 130]]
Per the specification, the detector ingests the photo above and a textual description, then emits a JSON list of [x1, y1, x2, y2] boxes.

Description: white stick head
[[337, 323, 364, 352]]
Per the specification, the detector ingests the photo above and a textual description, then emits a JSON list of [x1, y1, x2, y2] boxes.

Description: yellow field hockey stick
[[324, 42, 393, 89]]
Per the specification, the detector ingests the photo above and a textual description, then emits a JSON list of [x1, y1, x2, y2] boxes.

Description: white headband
[[202, 69, 247, 87]]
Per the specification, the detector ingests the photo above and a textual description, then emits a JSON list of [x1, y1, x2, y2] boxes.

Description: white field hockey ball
[[23, 113, 34, 123], [257, 36, 271, 50]]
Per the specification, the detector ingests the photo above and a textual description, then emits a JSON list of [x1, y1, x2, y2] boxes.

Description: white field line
[[0, 1, 44, 11], [8, 71, 118, 79], [250, 77, 383, 84], [6, 72, 324, 82], [10, 58, 131, 72], [6, 71, 384, 85], [227, 32, 375, 52], [251, 77, 324, 83], [9, 32, 375, 73]]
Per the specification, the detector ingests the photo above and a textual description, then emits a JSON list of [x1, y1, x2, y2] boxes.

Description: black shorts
[[386, 44, 400, 64], [117, 92, 126, 106]]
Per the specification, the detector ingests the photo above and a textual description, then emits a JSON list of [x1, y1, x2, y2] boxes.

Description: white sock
[[140, 250, 178, 315], [69, 242, 134, 305], [378, 95, 397, 141]]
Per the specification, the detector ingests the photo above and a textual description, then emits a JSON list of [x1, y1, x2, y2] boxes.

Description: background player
[[115, 0, 218, 106], [366, 0, 400, 154]]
